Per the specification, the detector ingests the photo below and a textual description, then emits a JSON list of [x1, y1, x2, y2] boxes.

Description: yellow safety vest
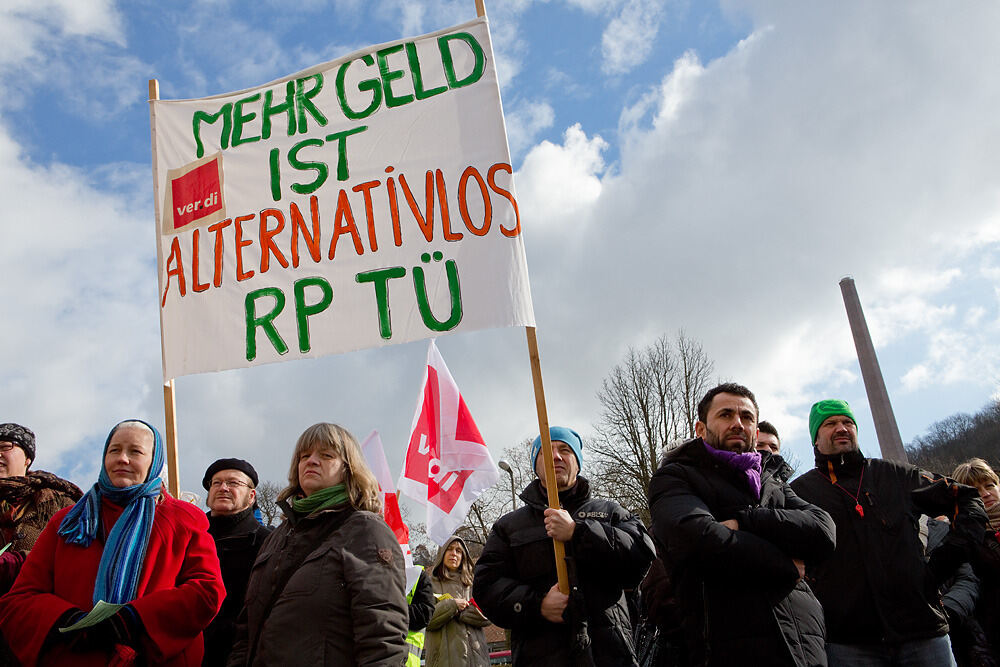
[[406, 567, 426, 667]]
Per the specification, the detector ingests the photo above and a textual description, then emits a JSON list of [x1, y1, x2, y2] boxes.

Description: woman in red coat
[[0, 419, 224, 666]]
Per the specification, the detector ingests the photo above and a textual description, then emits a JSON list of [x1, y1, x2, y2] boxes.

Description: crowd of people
[[0, 381, 999, 666]]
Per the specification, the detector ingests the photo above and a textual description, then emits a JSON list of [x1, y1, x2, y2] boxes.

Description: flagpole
[[484, 0, 569, 594], [148, 78, 181, 498], [526, 327, 570, 594]]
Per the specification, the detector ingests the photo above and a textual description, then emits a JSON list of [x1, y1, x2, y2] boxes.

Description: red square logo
[[170, 159, 223, 230]]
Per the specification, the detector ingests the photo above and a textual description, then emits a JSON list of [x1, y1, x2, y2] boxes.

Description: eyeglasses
[[0, 442, 17, 452], [210, 479, 251, 489]]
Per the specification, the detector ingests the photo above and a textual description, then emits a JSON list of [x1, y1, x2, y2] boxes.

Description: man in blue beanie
[[792, 399, 987, 667], [474, 427, 655, 666]]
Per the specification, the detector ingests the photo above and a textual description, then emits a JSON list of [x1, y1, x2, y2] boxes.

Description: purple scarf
[[704, 441, 762, 500]]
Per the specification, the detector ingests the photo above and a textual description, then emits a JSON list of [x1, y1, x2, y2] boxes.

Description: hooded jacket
[[473, 476, 655, 667], [425, 536, 490, 667], [227, 501, 407, 667], [791, 448, 986, 646], [648, 438, 836, 667]]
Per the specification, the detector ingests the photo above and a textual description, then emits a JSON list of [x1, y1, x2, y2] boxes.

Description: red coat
[[0, 495, 224, 666]]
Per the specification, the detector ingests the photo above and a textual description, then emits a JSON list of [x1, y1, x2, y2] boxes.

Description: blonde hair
[[278, 423, 382, 513], [952, 458, 1000, 488]]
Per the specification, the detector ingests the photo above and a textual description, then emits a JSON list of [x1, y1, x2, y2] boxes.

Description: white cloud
[[516, 123, 607, 231], [0, 119, 160, 472], [505, 99, 555, 159], [601, 0, 664, 75]]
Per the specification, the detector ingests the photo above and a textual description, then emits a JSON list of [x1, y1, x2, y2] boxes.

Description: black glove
[[69, 605, 143, 653]]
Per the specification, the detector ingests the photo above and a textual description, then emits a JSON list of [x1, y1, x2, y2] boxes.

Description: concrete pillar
[[839, 277, 908, 463]]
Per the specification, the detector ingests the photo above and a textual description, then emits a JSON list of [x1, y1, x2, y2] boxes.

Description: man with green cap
[[792, 399, 987, 667]]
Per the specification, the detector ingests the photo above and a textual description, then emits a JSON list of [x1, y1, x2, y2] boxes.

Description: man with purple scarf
[[648, 383, 836, 666]]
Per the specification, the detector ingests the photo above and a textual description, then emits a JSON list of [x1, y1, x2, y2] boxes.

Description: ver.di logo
[[163, 152, 227, 234]]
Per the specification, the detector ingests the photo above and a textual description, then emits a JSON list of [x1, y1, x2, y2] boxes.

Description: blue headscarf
[[58, 419, 165, 605]]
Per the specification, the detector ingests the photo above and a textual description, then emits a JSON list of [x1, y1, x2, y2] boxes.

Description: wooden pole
[[482, 0, 566, 594], [148, 79, 182, 497], [526, 326, 570, 594]]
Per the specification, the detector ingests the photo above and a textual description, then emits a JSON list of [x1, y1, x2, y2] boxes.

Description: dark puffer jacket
[[473, 477, 655, 667], [203, 507, 273, 666], [648, 438, 836, 667], [227, 502, 408, 666], [791, 449, 986, 647]]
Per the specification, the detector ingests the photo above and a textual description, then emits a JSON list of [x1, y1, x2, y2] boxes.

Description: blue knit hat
[[530, 426, 583, 470]]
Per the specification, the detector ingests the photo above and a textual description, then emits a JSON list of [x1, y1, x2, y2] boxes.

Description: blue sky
[[3, 0, 1000, 497]]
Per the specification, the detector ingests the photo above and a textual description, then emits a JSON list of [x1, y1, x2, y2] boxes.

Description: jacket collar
[[813, 447, 866, 475], [519, 476, 591, 510], [207, 505, 259, 537]]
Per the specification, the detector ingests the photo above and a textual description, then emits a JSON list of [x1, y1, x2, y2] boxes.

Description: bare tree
[[255, 481, 283, 526], [588, 332, 714, 525]]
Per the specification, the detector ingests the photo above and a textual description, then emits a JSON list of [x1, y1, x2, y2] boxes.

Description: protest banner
[[148, 3, 566, 592], [149, 16, 534, 381]]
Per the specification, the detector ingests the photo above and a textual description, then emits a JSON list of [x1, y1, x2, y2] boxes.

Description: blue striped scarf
[[57, 419, 165, 605]]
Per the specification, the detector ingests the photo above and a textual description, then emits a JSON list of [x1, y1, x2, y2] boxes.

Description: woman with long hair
[[228, 423, 408, 666], [0, 419, 224, 666], [425, 536, 490, 667]]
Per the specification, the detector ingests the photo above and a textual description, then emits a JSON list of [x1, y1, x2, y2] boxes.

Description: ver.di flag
[[360, 430, 410, 547], [361, 430, 421, 590], [398, 339, 498, 545]]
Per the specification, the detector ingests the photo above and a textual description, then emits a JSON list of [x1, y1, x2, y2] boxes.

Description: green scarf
[[290, 483, 348, 516]]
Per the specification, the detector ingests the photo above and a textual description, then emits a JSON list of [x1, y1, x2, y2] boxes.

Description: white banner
[[151, 17, 535, 379]]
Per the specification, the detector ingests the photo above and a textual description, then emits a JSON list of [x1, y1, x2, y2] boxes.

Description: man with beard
[[792, 400, 985, 667], [648, 383, 836, 666], [201, 458, 272, 666], [474, 426, 655, 666]]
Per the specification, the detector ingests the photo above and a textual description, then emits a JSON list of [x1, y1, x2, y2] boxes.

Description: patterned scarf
[[57, 419, 165, 606]]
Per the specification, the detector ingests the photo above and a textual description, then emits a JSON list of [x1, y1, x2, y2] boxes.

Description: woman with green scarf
[[228, 423, 408, 666]]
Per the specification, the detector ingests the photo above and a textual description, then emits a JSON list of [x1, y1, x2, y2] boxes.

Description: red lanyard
[[825, 461, 865, 518]]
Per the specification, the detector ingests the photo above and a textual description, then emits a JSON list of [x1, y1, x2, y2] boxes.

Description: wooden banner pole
[[148, 79, 181, 498], [163, 380, 180, 496], [484, 0, 566, 595], [526, 326, 570, 594]]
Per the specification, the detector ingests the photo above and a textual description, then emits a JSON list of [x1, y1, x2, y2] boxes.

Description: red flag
[[360, 430, 410, 546], [398, 340, 499, 545]]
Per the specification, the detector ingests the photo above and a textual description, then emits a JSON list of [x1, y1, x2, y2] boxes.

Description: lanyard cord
[[824, 460, 866, 518]]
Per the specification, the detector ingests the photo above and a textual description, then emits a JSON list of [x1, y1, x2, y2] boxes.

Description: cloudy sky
[[2, 0, 999, 499]]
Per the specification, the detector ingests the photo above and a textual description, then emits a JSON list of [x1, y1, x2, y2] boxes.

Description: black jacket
[[791, 449, 986, 646], [203, 508, 273, 666], [473, 476, 655, 667], [408, 568, 436, 631], [648, 438, 835, 667], [762, 451, 795, 484]]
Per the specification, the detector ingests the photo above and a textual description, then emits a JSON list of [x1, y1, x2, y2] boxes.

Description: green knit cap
[[809, 399, 857, 445]]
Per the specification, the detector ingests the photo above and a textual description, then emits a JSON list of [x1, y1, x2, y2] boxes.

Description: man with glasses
[[201, 458, 272, 666]]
